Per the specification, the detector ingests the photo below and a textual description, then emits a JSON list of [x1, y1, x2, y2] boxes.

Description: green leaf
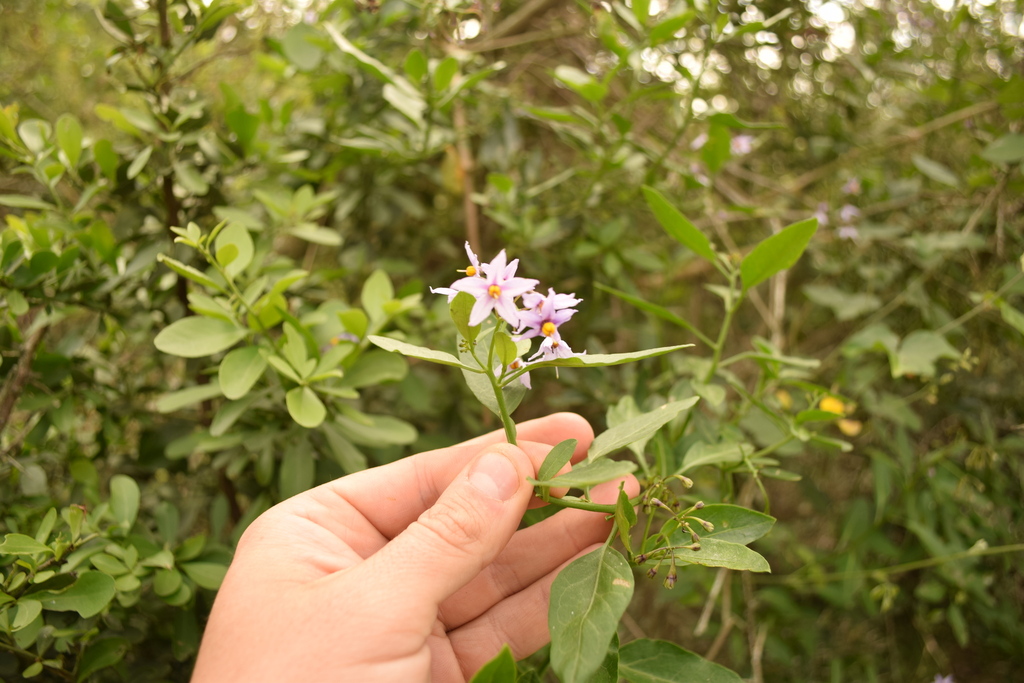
[[55, 114, 83, 169], [911, 154, 960, 187], [494, 330, 518, 366], [679, 441, 746, 473], [76, 638, 130, 682], [288, 224, 343, 246], [12, 600, 42, 631], [589, 398, 699, 461], [632, 0, 650, 25], [529, 345, 692, 372], [153, 568, 183, 597], [181, 562, 228, 590], [362, 269, 395, 321], [999, 302, 1024, 337], [18, 119, 51, 154], [0, 534, 50, 556], [666, 536, 770, 572], [155, 316, 247, 358], [803, 284, 882, 322], [334, 413, 417, 446], [740, 218, 819, 291], [615, 488, 637, 553], [549, 546, 634, 683], [649, 11, 697, 45], [981, 134, 1024, 163], [339, 350, 407, 388], [696, 505, 776, 545], [404, 48, 428, 82], [450, 291, 479, 343], [109, 474, 140, 530], [469, 645, 517, 683], [641, 186, 715, 262], [369, 335, 476, 370], [155, 383, 223, 413], [172, 160, 210, 196], [553, 65, 608, 103], [157, 254, 227, 293], [126, 145, 152, 179], [434, 56, 460, 92], [214, 223, 255, 278], [286, 386, 327, 429], [537, 439, 578, 482], [0, 194, 56, 210], [619, 638, 743, 683], [35, 571, 116, 618], [596, 284, 709, 342], [210, 395, 257, 437], [532, 459, 637, 488], [795, 409, 841, 424], [891, 330, 959, 378], [281, 22, 323, 70], [218, 346, 267, 399]]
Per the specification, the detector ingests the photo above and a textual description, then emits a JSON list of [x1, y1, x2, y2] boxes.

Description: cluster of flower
[[432, 243, 583, 388]]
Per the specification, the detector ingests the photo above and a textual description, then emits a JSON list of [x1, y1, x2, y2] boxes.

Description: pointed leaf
[[588, 398, 698, 461], [537, 439, 578, 482], [469, 645, 517, 683], [549, 546, 634, 683], [695, 504, 775, 545], [667, 537, 770, 572], [155, 383, 223, 413], [619, 638, 743, 683], [369, 335, 477, 370], [740, 218, 818, 290], [532, 459, 637, 488], [642, 186, 715, 262], [0, 534, 53, 556], [34, 571, 116, 618], [529, 345, 692, 371]]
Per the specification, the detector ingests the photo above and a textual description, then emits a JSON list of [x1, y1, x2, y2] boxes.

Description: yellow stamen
[[488, 285, 502, 299], [542, 322, 557, 337], [465, 265, 477, 277]]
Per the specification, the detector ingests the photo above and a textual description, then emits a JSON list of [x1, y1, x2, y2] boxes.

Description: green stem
[[771, 543, 1024, 585], [935, 270, 1024, 335]]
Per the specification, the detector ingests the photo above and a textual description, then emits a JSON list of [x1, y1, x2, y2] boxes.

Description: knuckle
[[415, 496, 487, 557]]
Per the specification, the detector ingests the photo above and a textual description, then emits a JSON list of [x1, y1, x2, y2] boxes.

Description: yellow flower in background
[[820, 396, 846, 415]]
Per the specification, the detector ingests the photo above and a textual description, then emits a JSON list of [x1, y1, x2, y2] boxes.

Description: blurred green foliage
[[2, 0, 1023, 681]]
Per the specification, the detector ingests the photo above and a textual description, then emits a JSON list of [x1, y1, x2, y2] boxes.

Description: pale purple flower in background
[[690, 132, 708, 150], [842, 177, 862, 195], [813, 202, 830, 227], [450, 250, 538, 327], [932, 675, 954, 683], [689, 163, 710, 187], [839, 204, 861, 223], [837, 226, 860, 240], [731, 134, 754, 155], [517, 288, 581, 340]]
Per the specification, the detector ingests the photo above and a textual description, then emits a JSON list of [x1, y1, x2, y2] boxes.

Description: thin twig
[[0, 310, 46, 436], [453, 100, 480, 253]]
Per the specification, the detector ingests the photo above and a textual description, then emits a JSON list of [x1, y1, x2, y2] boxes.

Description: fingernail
[[468, 451, 520, 501]]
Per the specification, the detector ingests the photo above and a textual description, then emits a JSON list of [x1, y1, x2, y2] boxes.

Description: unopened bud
[[674, 475, 694, 488], [690, 516, 715, 532], [694, 501, 705, 509], [664, 571, 678, 589], [685, 543, 701, 552], [647, 567, 659, 580], [635, 553, 648, 564]]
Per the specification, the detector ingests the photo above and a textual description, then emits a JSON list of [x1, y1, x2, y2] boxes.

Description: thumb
[[355, 443, 533, 612]]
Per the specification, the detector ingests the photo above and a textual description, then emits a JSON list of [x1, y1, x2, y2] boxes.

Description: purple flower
[[813, 202, 830, 227], [731, 134, 754, 155], [430, 242, 486, 301], [516, 288, 581, 340], [529, 331, 581, 362], [932, 675, 954, 683], [505, 357, 531, 389], [837, 226, 860, 240], [839, 204, 861, 223], [690, 132, 708, 150], [450, 249, 538, 327], [842, 177, 862, 195]]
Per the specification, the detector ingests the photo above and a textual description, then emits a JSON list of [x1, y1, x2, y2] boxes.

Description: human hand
[[191, 413, 639, 682]]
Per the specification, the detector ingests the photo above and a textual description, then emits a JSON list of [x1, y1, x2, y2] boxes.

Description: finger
[[306, 413, 594, 542], [436, 474, 640, 629], [445, 541, 607, 679], [331, 443, 535, 624]]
